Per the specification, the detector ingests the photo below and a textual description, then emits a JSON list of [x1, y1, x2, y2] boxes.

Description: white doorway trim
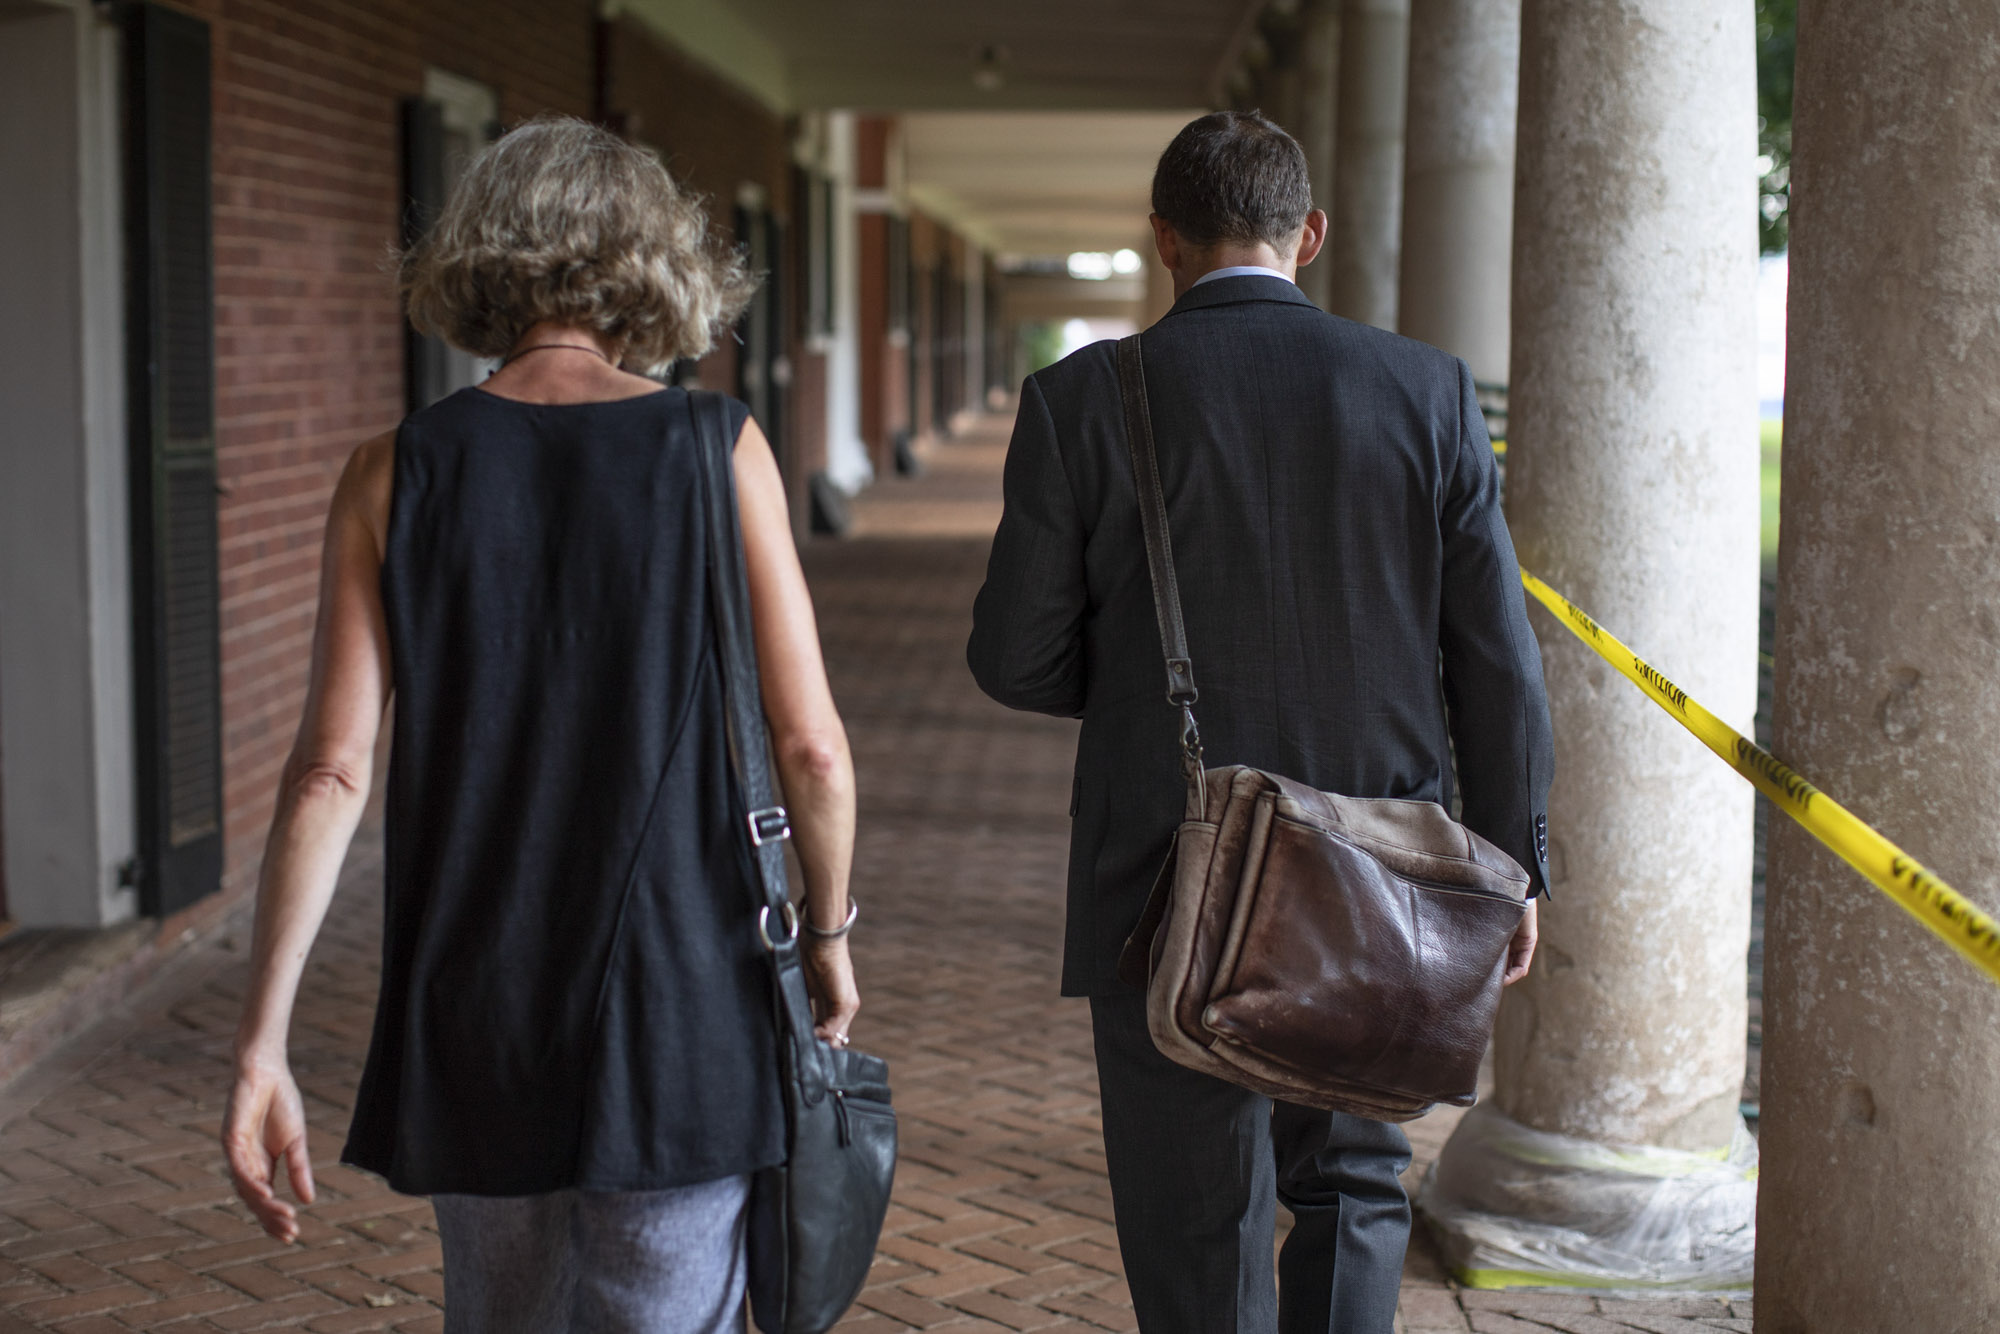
[[0, 1, 138, 927]]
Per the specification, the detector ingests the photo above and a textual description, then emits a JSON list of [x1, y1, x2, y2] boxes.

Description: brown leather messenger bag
[[1110, 333, 1530, 1122]]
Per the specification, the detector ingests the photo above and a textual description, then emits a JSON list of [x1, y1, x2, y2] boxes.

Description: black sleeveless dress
[[342, 385, 785, 1197]]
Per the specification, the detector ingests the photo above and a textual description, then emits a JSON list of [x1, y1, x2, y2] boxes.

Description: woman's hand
[[800, 935, 861, 1046], [1502, 897, 1539, 986], [220, 437, 390, 1245], [222, 1058, 317, 1243]]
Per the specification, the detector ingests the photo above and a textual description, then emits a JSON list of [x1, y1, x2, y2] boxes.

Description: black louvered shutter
[[124, 3, 222, 915], [400, 97, 450, 412], [761, 211, 788, 462], [734, 203, 772, 426]]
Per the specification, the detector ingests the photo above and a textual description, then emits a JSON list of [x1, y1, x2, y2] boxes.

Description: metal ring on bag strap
[[757, 900, 800, 952]]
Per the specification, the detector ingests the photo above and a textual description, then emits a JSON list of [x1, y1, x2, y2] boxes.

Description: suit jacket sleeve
[[1438, 359, 1556, 895], [967, 375, 1088, 717]]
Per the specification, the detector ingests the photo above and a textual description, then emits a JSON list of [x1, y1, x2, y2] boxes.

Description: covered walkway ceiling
[[617, 0, 1259, 258], [900, 112, 1198, 259], [719, 0, 1258, 110]]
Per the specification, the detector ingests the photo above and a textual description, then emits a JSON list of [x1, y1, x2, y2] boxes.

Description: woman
[[221, 115, 860, 1332]]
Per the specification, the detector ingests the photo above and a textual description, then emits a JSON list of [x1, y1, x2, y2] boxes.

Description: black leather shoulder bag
[[690, 391, 897, 1333]]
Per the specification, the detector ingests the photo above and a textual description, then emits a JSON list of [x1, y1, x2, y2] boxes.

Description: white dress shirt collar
[[1190, 264, 1296, 288]]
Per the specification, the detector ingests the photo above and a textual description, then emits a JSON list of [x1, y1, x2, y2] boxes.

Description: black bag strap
[[1116, 335, 1203, 763], [689, 390, 831, 1101]]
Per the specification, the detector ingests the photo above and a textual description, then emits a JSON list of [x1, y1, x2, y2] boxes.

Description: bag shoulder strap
[[1115, 335, 1203, 757], [689, 389, 829, 1096]]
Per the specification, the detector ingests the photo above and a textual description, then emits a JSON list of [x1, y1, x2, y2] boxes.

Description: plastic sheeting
[[1416, 1103, 1757, 1291]]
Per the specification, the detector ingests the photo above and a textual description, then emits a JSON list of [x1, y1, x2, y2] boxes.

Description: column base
[[1415, 1103, 1756, 1292]]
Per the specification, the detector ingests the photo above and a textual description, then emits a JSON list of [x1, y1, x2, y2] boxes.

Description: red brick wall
[[606, 16, 782, 408], [604, 17, 788, 222], [168, 0, 597, 896], [606, 18, 818, 537], [164, 0, 838, 904]]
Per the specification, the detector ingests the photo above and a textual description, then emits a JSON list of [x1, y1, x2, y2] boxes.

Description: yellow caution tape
[[1456, 1266, 1747, 1293], [1519, 569, 2000, 990]]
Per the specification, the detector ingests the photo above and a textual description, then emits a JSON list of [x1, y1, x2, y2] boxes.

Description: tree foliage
[[1757, 0, 1796, 254]]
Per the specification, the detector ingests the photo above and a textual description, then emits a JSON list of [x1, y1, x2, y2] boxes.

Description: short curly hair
[[399, 114, 755, 371]]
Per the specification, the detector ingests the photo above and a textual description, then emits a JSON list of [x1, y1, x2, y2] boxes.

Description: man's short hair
[[1150, 111, 1313, 250]]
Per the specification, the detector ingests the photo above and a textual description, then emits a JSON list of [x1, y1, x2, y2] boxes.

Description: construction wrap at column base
[[1418, 1105, 1756, 1291]]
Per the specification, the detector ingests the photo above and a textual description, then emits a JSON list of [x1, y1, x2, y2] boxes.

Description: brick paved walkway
[[0, 417, 1750, 1332]]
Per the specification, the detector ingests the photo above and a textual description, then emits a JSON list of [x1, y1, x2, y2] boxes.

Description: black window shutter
[[734, 202, 771, 425], [932, 260, 952, 430], [123, 2, 222, 916], [760, 211, 788, 464], [886, 214, 910, 336], [400, 97, 450, 412]]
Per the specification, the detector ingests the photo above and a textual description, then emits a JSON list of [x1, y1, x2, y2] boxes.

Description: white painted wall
[[821, 111, 874, 494], [0, 2, 138, 927]]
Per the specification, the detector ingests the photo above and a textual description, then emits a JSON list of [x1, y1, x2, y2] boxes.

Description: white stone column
[[1327, 0, 1406, 329], [1293, 1, 1339, 312], [1423, 0, 1762, 1287], [1397, 0, 1517, 384], [1757, 2, 2000, 1327]]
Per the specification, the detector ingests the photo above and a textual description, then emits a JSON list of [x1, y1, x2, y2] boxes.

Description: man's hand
[[1502, 897, 1538, 986], [800, 934, 861, 1047], [222, 1057, 316, 1242]]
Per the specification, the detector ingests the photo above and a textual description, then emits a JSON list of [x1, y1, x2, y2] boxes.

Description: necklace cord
[[503, 342, 614, 367]]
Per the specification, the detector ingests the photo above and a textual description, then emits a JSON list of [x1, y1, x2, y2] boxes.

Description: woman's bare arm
[[733, 417, 860, 1042], [224, 432, 394, 1241]]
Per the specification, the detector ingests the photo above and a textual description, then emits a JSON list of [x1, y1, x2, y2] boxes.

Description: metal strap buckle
[[748, 806, 792, 846]]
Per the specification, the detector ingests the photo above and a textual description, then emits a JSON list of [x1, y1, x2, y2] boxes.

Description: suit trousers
[[1089, 992, 1413, 1333]]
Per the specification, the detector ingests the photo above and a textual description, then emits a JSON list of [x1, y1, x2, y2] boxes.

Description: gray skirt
[[432, 1174, 750, 1333]]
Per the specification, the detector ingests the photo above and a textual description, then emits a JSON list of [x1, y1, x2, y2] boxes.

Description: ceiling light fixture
[[973, 43, 1008, 92], [1068, 252, 1115, 281]]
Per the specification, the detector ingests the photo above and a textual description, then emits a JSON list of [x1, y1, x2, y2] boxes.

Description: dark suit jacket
[[968, 274, 1554, 996]]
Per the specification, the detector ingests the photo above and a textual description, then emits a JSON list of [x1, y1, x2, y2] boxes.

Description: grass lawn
[[1761, 418, 1782, 564]]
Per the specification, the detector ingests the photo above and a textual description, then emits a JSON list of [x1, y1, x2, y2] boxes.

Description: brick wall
[[604, 17, 788, 228], [607, 17, 819, 535], [855, 116, 907, 475], [154, 0, 841, 905], [169, 0, 598, 897]]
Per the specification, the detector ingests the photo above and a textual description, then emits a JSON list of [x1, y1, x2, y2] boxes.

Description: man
[[966, 112, 1554, 1332]]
